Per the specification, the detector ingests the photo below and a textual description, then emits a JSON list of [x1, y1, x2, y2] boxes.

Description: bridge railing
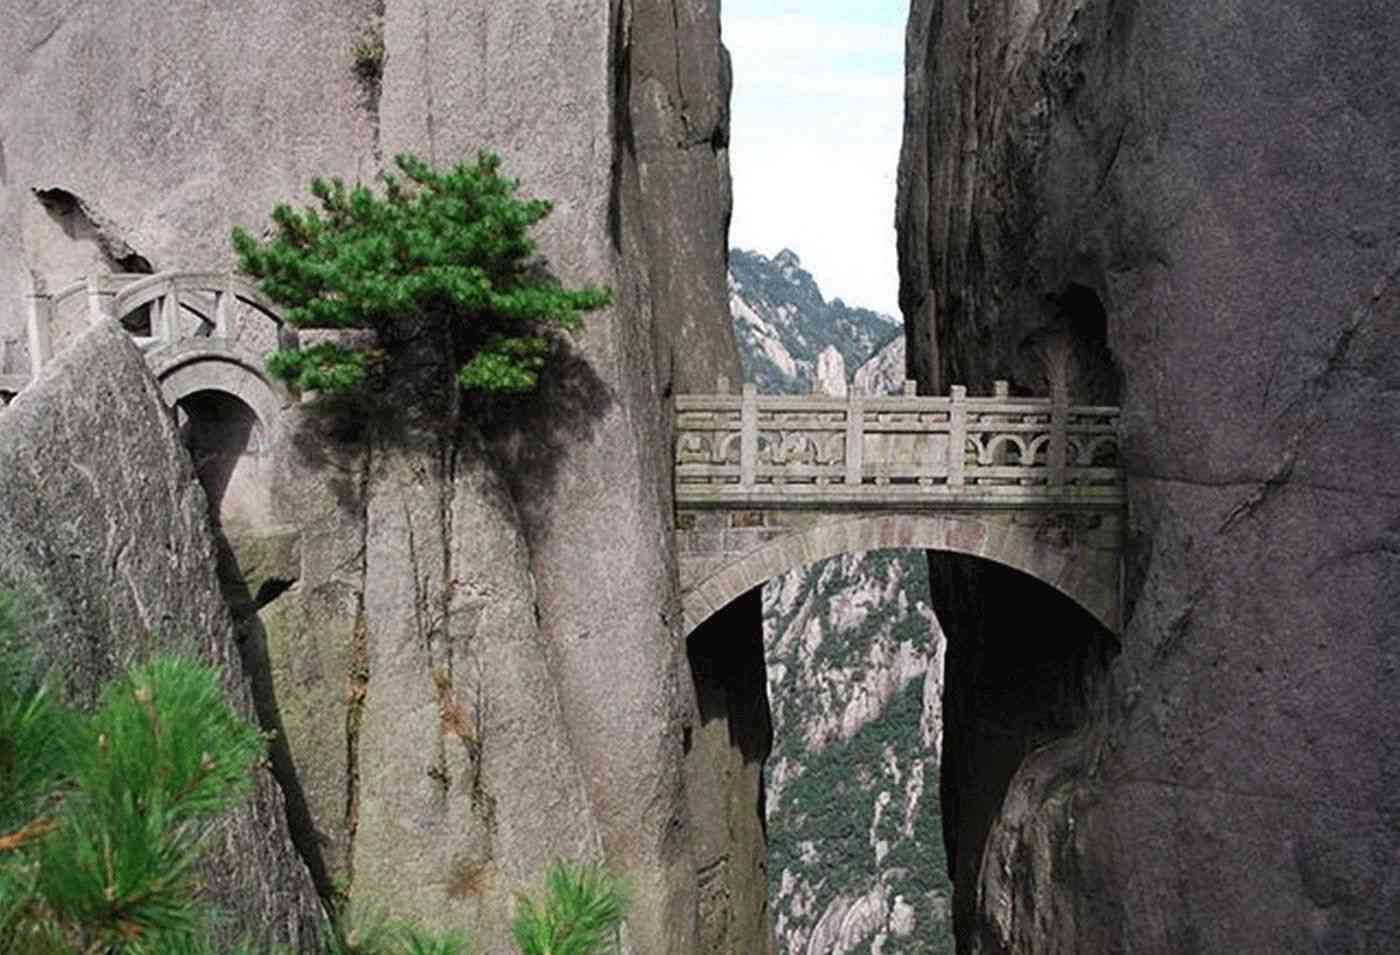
[[675, 378, 1121, 505], [17, 271, 290, 385]]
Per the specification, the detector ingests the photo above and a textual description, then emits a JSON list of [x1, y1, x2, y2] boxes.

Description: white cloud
[[723, 10, 905, 317], [724, 14, 898, 59]]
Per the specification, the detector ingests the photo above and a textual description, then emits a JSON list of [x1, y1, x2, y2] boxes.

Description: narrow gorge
[[0, 2, 1394, 954]]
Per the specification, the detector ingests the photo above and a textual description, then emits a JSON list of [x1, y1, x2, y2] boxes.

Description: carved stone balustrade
[[6, 271, 294, 430], [675, 378, 1122, 510]]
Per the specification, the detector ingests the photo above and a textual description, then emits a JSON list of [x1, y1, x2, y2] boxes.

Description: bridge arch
[[678, 511, 1120, 638], [149, 340, 290, 435], [96, 270, 292, 433]]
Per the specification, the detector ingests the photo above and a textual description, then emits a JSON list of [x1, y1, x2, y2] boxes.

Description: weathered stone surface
[[351, 425, 604, 947], [375, 3, 741, 951], [899, 1, 1400, 950], [0, 321, 322, 950], [0, 1, 380, 361], [1, 2, 752, 951], [853, 334, 907, 398], [685, 589, 774, 955]]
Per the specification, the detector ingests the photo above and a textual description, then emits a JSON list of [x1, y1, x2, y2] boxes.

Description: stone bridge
[[1, 270, 293, 429], [673, 381, 1124, 636], [2, 271, 1125, 636]]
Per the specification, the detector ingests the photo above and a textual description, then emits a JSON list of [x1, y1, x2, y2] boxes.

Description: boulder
[[0, 320, 323, 951]]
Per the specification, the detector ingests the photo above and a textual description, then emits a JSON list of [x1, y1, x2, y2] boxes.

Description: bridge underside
[[675, 506, 1121, 637]]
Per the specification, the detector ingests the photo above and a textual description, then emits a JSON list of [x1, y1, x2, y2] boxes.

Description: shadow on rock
[[278, 337, 612, 521], [213, 532, 336, 909], [476, 340, 614, 518]]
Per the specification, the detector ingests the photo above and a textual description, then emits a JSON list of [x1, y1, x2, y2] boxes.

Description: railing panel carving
[[17, 271, 294, 387], [676, 380, 1122, 507]]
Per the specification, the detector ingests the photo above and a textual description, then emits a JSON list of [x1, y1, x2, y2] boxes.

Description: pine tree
[[1, 591, 624, 955], [231, 153, 610, 397]]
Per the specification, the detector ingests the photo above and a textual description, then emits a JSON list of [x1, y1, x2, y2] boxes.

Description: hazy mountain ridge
[[727, 249, 953, 954], [728, 248, 900, 394]]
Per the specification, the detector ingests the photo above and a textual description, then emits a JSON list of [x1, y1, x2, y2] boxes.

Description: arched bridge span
[[673, 381, 1124, 636]]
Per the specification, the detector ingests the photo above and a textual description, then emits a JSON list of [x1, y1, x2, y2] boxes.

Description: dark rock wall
[[685, 588, 775, 955], [925, 555, 1114, 952], [0, 322, 323, 950], [899, 1, 1400, 951]]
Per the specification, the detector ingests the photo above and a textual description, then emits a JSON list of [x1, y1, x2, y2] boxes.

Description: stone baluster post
[[948, 385, 967, 486], [214, 275, 234, 339], [845, 386, 864, 487], [1048, 381, 1069, 488], [27, 293, 53, 377], [716, 374, 731, 395], [85, 275, 106, 327], [740, 383, 757, 489], [159, 289, 180, 345]]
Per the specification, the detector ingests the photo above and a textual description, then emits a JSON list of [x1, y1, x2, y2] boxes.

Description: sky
[[723, 0, 908, 318]]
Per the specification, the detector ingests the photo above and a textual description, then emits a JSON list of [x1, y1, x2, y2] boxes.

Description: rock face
[[0, 321, 323, 950], [899, 1, 1400, 951], [0, 2, 755, 953], [853, 335, 906, 399], [761, 552, 954, 955]]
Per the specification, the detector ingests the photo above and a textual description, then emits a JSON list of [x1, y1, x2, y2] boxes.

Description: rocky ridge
[[729, 248, 900, 394]]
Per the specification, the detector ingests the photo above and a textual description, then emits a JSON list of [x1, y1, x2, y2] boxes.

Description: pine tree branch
[[0, 816, 57, 853]]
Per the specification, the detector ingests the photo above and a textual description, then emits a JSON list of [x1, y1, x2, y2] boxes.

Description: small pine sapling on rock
[[510, 860, 629, 955], [232, 153, 611, 400]]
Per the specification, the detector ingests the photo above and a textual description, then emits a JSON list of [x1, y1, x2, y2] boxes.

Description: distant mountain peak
[[728, 248, 902, 395]]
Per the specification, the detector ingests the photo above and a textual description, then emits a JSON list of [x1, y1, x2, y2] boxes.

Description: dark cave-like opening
[[1015, 283, 1123, 406], [177, 389, 262, 521], [685, 545, 1115, 955]]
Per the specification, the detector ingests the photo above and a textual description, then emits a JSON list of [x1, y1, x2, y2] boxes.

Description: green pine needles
[[1, 592, 627, 954], [0, 624, 264, 952], [232, 152, 612, 397], [511, 861, 628, 955]]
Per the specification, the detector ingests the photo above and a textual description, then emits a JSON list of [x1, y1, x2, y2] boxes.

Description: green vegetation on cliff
[[0, 592, 265, 953], [232, 153, 611, 395], [0, 591, 626, 955]]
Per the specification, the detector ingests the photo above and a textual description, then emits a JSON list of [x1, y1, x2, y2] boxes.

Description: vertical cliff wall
[[899, 1, 1400, 951], [1, 2, 755, 953]]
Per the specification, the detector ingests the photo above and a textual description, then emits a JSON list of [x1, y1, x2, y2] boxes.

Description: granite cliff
[[898, 1, 1400, 951], [728, 248, 900, 394], [0, 2, 763, 953]]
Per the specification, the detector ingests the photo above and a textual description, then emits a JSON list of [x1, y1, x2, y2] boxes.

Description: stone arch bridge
[[673, 382, 1123, 636], [2, 271, 1125, 633]]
